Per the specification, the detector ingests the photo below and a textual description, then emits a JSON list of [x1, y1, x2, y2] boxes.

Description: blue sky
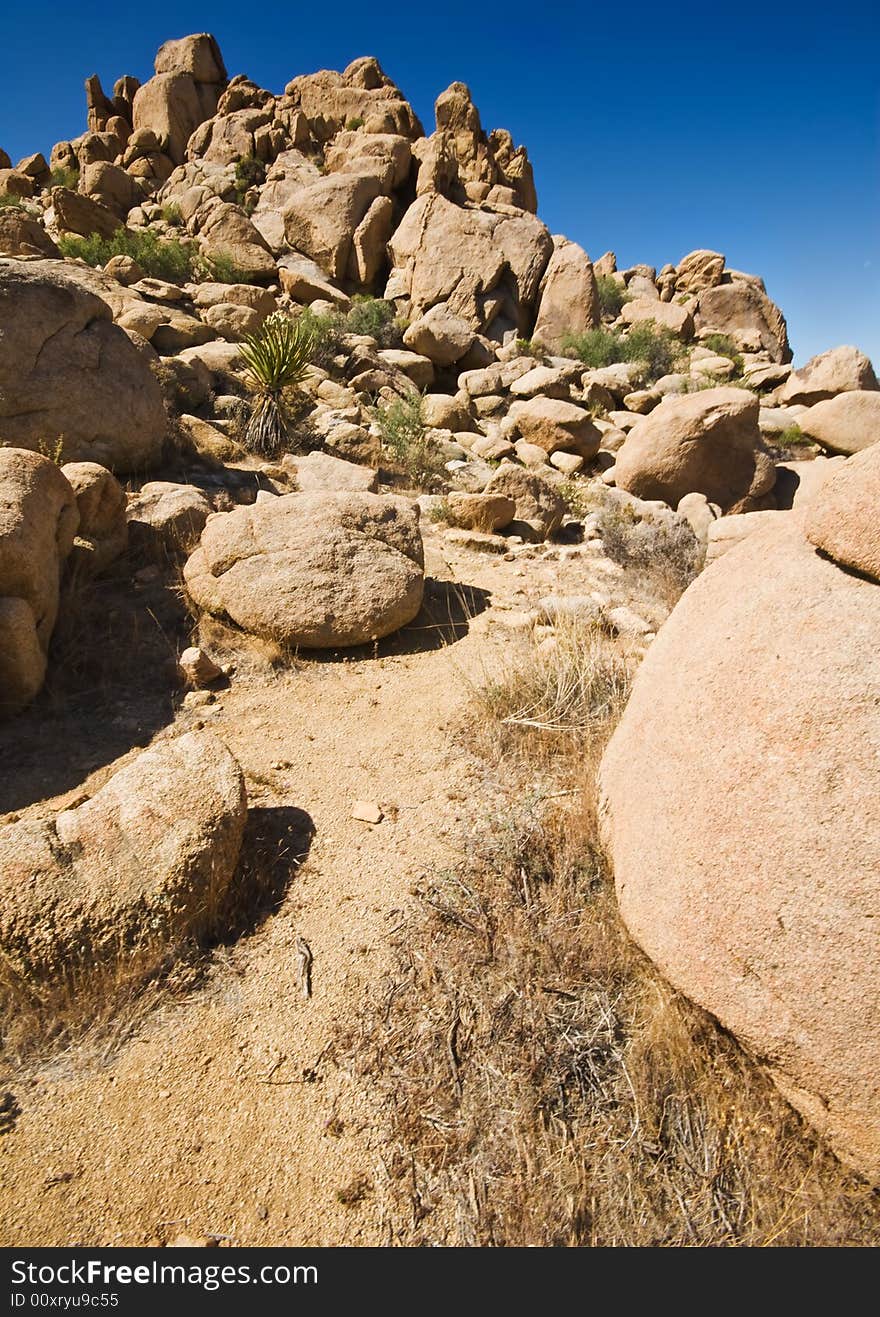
[[3, 1, 878, 364]]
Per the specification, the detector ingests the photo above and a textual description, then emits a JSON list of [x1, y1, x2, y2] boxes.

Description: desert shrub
[[562, 322, 682, 386], [345, 295, 402, 344], [0, 195, 25, 208], [57, 228, 196, 282], [233, 155, 265, 213], [196, 249, 259, 284], [345, 116, 365, 130], [240, 311, 316, 455], [701, 332, 739, 359], [50, 165, 80, 190], [373, 393, 446, 488], [598, 500, 701, 597], [161, 201, 184, 227], [596, 273, 628, 318]]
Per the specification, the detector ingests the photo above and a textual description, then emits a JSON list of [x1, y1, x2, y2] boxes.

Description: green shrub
[[373, 393, 446, 489], [161, 201, 184, 227], [0, 195, 25, 209], [778, 424, 809, 447], [596, 273, 628, 319], [233, 156, 265, 213], [345, 116, 365, 131], [562, 321, 682, 385], [57, 229, 196, 282], [196, 249, 259, 284], [298, 298, 403, 365], [701, 332, 739, 359], [240, 312, 317, 455], [50, 166, 80, 191], [345, 295, 397, 340]]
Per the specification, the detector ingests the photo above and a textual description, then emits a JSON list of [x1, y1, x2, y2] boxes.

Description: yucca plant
[[240, 312, 316, 455]]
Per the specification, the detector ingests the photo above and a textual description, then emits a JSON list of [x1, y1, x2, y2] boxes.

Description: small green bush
[[161, 201, 184, 227], [701, 332, 739, 359], [298, 298, 403, 365], [374, 393, 446, 489], [50, 166, 80, 191], [0, 195, 25, 209], [57, 229, 196, 282], [595, 274, 628, 319], [197, 250, 259, 285], [233, 156, 265, 213], [345, 116, 365, 131], [562, 321, 682, 386], [240, 312, 317, 455]]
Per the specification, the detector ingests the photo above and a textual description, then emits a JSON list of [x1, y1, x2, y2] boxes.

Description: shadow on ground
[[215, 804, 316, 945], [0, 560, 189, 815]]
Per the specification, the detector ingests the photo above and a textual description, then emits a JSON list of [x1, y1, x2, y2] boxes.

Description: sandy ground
[[0, 527, 662, 1246]]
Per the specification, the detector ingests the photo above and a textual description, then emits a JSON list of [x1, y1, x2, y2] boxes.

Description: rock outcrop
[[0, 261, 166, 471]]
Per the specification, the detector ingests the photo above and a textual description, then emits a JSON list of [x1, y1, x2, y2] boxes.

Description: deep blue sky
[[3, 1, 878, 365]]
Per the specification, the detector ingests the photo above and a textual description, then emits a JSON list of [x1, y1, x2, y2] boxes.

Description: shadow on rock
[[213, 804, 315, 944]]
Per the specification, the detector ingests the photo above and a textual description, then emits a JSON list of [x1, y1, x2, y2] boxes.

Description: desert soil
[[0, 528, 660, 1246]]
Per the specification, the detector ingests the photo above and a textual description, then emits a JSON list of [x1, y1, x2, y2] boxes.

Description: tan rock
[[675, 249, 725, 295], [614, 387, 764, 510], [482, 462, 566, 541], [51, 186, 122, 240], [780, 345, 878, 405], [620, 298, 694, 338], [0, 260, 166, 471], [281, 174, 381, 281], [0, 210, 60, 258], [695, 283, 791, 363], [184, 492, 424, 648], [403, 304, 474, 366], [804, 443, 880, 582], [127, 481, 214, 557], [61, 461, 128, 574], [447, 492, 516, 531], [532, 237, 598, 350], [283, 451, 379, 494], [0, 732, 246, 985], [0, 449, 78, 716], [797, 391, 880, 455], [178, 646, 223, 687], [508, 397, 602, 459], [599, 513, 880, 1179]]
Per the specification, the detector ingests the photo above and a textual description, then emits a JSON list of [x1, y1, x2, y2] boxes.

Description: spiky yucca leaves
[[240, 312, 316, 456]]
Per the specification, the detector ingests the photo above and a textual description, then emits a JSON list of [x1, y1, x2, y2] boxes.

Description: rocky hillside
[[1, 32, 879, 1243]]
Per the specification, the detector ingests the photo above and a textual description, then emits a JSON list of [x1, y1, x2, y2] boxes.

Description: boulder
[[184, 492, 424, 648], [796, 391, 880, 455], [482, 462, 566, 541], [532, 237, 598, 350], [507, 397, 602, 459], [132, 72, 223, 166], [388, 192, 552, 336], [613, 387, 765, 510], [805, 443, 880, 582], [154, 33, 227, 83], [599, 512, 880, 1179], [403, 304, 474, 366], [780, 346, 878, 406], [620, 298, 693, 338], [79, 162, 140, 218], [0, 449, 78, 716], [283, 451, 379, 494], [61, 461, 128, 574], [695, 282, 791, 363], [674, 249, 725, 295], [196, 199, 276, 282], [127, 481, 213, 557], [447, 492, 516, 531], [51, 186, 122, 240], [281, 174, 381, 282], [0, 261, 166, 471], [705, 508, 790, 564], [0, 732, 246, 985], [0, 210, 60, 258]]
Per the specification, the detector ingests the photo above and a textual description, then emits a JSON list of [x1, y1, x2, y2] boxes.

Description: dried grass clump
[[338, 626, 880, 1246]]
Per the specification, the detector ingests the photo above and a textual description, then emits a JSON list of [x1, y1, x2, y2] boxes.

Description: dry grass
[[338, 624, 880, 1245]]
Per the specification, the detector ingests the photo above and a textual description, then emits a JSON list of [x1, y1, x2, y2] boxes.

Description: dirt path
[[0, 530, 661, 1246]]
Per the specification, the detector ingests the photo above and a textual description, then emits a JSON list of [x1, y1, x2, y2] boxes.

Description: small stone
[[182, 690, 215, 710], [178, 646, 222, 688], [351, 800, 383, 825]]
